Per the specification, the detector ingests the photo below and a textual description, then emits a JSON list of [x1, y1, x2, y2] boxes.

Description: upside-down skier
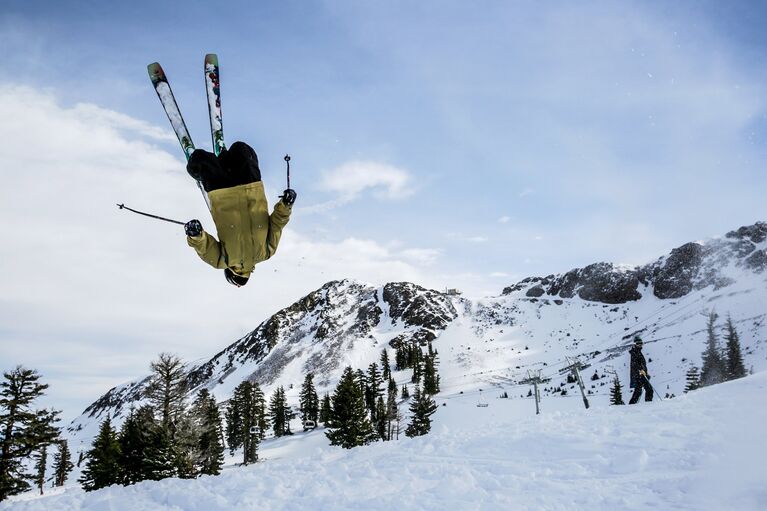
[[183, 141, 297, 287]]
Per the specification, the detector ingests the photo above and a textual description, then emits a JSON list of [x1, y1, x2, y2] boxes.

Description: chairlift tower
[[520, 369, 549, 415], [559, 357, 591, 409]]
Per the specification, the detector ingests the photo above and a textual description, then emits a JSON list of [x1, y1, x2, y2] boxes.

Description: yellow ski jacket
[[186, 181, 292, 279]]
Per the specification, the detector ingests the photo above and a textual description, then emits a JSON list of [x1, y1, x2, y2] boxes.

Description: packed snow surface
[[5, 372, 766, 511]]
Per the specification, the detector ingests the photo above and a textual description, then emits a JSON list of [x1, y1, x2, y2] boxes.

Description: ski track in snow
[[5, 373, 766, 511]]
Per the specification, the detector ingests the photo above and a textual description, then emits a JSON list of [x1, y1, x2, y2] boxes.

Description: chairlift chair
[[476, 389, 489, 408]]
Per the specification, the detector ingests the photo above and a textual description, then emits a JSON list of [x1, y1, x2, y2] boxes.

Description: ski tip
[[147, 62, 164, 77], [205, 53, 218, 64]]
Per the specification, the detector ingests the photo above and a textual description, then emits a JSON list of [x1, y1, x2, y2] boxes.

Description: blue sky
[[1, 0, 766, 418]]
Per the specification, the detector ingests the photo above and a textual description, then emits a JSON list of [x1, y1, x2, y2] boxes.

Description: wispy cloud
[[447, 232, 489, 243], [320, 161, 413, 202], [498, 216, 511, 224]]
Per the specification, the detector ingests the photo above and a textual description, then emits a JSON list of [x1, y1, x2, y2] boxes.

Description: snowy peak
[[70, 280, 459, 431], [503, 221, 767, 303], [68, 221, 767, 442]]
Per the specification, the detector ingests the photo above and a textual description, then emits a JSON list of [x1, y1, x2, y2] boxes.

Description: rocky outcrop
[[504, 221, 766, 303]]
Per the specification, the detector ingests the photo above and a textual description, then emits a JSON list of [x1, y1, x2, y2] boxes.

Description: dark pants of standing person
[[629, 377, 653, 404]]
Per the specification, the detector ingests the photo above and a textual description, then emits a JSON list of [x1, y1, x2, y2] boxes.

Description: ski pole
[[284, 154, 291, 189], [643, 374, 663, 401], [116, 203, 185, 226]]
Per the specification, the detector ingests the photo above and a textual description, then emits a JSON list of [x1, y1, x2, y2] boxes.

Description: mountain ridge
[[67, 221, 767, 441]]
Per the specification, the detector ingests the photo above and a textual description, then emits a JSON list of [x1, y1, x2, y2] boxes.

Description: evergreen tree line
[[685, 312, 747, 392], [78, 353, 225, 492], [393, 341, 441, 394], [0, 366, 71, 501], [324, 347, 439, 449]]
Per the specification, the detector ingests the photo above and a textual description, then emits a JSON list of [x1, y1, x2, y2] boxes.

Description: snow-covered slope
[[7, 370, 767, 510], [67, 221, 767, 446]]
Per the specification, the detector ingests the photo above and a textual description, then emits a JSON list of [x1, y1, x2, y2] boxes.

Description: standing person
[[184, 141, 297, 287], [628, 337, 653, 404]]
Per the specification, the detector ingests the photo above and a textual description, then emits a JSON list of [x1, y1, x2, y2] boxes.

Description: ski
[[204, 53, 225, 156], [147, 62, 196, 160], [147, 62, 210, 210]]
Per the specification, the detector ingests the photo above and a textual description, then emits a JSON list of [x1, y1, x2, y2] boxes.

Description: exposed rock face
[[503, 221, 766, 303], [70, 280, 458, 428], [643, 242, 704, 299]]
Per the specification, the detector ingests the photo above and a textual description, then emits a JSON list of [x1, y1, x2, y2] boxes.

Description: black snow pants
[[628, 376, 653, 404], [186, 141, 262, 192]]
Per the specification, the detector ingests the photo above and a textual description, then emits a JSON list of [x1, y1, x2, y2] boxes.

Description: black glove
[[185, 219, 203, 237], [281, 188, 297, 206]]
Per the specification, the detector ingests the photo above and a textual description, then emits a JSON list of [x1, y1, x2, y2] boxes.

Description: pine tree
[[252, 383, 268, 441], [269, 386, 294, 438], [724, 316, 747, 381], [395, 345, 407, 371], [0, 367, 61, 502], [386, 378, 398, 441], [375, 397, 387, 440], [225, 383, 246, 454], [33, 444, 47, 495], [422, 352, 440, 395], [192, 390, 224, 475], [52, 440, 73, 487], [355, 369, 368, 399], [325, 367, 377, 449], [172, 411, 199, 478], [120, 405, 175, 482], [145, 353, 188, 434], [226, 381, 262, 464], [700, 312, 726, 387], [299, 374, 320, 424], [366, 363, 383, 419], [117, 407, 148, 485], [380, 349, 391, 381], [684, 366, 701, 393], [242, 383, 264, 464], [410, 343, 423, 384], [405, 385, 438, 438], [319, 393, 332, 427], [609, 376, 625, 405], [79, 416, 121, 491]]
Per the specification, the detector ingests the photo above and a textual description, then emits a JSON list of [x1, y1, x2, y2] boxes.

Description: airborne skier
[[183, 142, 296, 287], [144, 55, 296, 287]]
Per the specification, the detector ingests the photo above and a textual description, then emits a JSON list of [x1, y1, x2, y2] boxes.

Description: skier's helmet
[[634, 336, 643, 346], [225, 268, 249, 287]]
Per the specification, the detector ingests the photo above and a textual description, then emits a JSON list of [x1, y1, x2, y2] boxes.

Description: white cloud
[[447, 232, 489, 243], [498, 216, 511, 224], [319, 161, 413, 202], [400, 248, 441, 266], [518, 188, 534, 198]]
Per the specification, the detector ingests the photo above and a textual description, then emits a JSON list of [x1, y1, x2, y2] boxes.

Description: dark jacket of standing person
[[629, 342, 648, 388]]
